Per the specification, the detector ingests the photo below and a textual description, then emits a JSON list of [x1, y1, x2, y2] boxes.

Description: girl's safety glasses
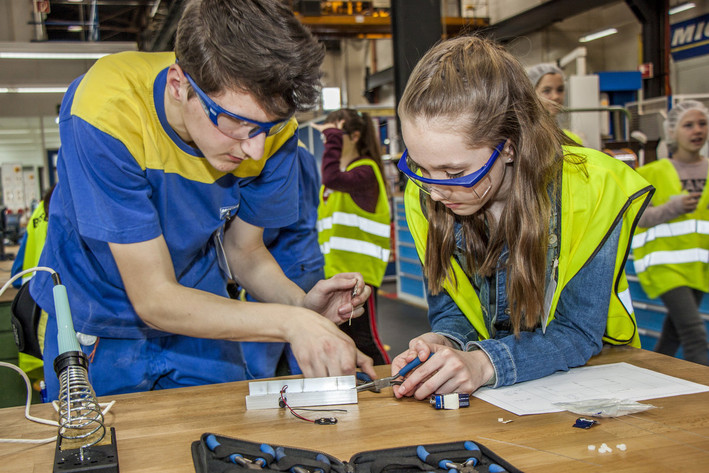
[[183, 71, 290, 140], [397, 140, 507, 195]]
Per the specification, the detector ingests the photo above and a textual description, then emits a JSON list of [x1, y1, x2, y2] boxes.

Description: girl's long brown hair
[[398, 35, 578, 334]]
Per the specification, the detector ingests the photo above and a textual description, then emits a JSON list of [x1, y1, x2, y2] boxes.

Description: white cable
[[0, 266, 116, 444], [0, 265, 56, 299], [0, 361, 117, 444], [0, 361, 56, 444], [0, 361, 57, 426]]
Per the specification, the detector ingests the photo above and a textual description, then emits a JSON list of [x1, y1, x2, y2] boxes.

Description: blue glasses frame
[[397, 140, 507, 188], [183, 71, 289, 139]]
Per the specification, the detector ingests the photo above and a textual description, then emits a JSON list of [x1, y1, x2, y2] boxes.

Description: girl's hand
[[682, 192, 702, 213], [391, 334, 495, 399]]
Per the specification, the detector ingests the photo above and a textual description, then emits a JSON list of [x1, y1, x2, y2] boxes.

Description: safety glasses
[[397, 140, 507, 195], [183, 71, 290, 140]]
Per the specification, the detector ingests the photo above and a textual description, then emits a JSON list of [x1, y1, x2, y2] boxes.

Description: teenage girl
[[388, 35, 652, 398]]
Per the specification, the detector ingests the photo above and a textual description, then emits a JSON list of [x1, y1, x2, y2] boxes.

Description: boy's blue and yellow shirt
[[32, 51, 299, 338]]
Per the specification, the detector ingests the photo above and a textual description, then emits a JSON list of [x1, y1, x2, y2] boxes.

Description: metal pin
[[349, 281, 358, 326]]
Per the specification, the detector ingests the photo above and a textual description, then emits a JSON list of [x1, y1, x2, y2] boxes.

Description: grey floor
[[376, 280, 431, 362]]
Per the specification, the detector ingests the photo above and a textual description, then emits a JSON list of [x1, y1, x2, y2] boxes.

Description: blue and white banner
[[671, 13, 709, 61]]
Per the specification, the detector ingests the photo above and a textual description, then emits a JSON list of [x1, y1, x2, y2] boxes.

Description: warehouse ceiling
[[40, 0, 177, 47]]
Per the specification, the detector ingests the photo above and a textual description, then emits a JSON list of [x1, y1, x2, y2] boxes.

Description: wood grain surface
[[2, 345, 709, 472]]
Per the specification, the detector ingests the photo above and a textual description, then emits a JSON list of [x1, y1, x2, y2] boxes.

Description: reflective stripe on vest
[[632, 219, 709, 249], [318, 158, 391, 285], [317, 211, 391, 238], [633, 158, 709, 299], [320, 236, 391, 262], [634, 248, 709, 273]]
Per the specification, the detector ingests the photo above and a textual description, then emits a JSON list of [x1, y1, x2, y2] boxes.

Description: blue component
[[431, 393, 470, 409], [489, 464, 507, 473]]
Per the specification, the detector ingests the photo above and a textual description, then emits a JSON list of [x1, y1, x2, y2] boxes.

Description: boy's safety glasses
[[397, 140, 507, 196], [183, 71, 290, 140]]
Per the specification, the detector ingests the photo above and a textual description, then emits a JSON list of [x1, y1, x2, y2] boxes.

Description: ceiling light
[[0, 41, 137, 60], [322, 87, 341, 111], [67, 26, 84, 33], [669, 2, 695, 15], [0, 129, 32, 135], [579, 28, 618, 43], [0, 51, 106, 59], [0, 87, 68, 94]]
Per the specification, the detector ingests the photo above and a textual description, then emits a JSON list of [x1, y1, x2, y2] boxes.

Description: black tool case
[[192, 433, 523, 473]]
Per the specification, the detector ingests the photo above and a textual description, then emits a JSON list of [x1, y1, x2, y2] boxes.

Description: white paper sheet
[[472, 362, 709, 416]]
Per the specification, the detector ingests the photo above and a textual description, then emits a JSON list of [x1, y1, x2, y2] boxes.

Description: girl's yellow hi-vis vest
[[317, 158, 391, 287], [405, 147, 653, 346], [632, 158, 709, 299]]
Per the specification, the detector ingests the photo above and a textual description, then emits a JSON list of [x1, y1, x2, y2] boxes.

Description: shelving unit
[[393, 197, 427, 307]]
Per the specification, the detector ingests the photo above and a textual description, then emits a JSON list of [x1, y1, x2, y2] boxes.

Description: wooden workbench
[[2, 346, 709, 472]]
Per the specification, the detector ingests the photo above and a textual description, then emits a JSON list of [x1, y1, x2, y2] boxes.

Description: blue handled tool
[[416, 445, 459, 473], [205, 434, 262, 469], [463, 441, 480, 467], [315, 454, 330, 473], [417, 442, 483, 473], [488, 464, 507, 472], [357, 353, 434, 392], [275, 446, 309, 473], [255, 443, 276, 468]]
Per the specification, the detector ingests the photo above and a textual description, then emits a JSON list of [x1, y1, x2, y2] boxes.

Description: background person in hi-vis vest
[[525, 63, 583, 146], [10, 184, 55, 384], [633, 100, 709, 365], [314, 109, 392, 366], [389, 35, 653, 399]]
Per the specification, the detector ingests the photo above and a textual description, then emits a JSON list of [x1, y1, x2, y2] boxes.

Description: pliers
[[356, 353, 433, 393]]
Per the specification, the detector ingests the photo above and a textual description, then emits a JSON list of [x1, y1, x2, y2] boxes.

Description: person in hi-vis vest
[[389, 36, 653, 400], [633, 100, 709, 365], [315, 109, 392, 365]]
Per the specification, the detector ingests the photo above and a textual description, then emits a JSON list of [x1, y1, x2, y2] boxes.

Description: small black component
[[314, 417, 338, 425]]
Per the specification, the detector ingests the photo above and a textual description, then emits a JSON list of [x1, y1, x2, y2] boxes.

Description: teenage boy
[[32, 0, 375, 399]]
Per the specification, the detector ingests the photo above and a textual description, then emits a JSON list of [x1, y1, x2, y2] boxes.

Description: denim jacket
[[426, 208, 622, 388]]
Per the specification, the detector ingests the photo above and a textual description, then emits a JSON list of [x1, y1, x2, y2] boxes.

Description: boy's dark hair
[[175, 0, 325, 118]]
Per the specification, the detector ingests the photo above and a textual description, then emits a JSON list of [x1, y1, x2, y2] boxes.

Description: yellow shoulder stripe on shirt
[[70, 51, 297, 183]]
